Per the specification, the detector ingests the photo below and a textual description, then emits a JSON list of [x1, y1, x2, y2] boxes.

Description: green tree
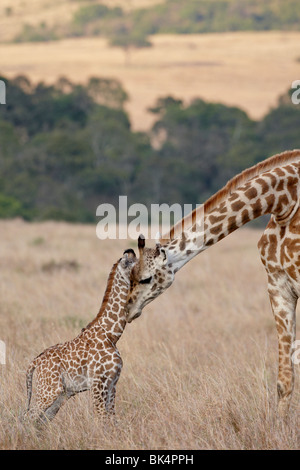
[[148, 97, 257, 204], [108, 23, 151, 65]]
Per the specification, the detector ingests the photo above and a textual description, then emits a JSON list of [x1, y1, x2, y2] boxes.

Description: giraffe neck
[[85, 263, 129, 344], [165, 163, 300, 271]]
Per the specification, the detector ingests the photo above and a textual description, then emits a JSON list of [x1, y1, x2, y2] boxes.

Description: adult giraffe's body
[[126, 149, 300, 417]]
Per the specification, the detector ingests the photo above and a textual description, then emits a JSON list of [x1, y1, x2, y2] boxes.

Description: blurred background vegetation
[[0, 74, 299, 222], [12, 0, 300, 45], [0, 0, 299, 222]]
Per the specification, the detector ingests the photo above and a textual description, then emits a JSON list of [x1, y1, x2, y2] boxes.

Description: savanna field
[[0, 219, 299, 449]]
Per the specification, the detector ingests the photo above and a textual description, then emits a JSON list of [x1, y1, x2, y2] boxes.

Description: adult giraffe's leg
[[267, 278, 297, 418]]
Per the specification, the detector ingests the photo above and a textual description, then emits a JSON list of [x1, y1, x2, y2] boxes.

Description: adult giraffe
[[126, 149, 300, 418]]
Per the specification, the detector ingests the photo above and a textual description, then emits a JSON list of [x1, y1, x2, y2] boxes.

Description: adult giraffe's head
[[126, 235, 175, 323]]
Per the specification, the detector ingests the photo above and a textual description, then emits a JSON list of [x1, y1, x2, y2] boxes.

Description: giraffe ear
[[156, 246, 168, 265], [123, 248, 136, 260], [121, 250, 137, 269]]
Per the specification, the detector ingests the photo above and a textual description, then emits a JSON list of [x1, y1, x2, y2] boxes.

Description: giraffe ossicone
[[25, 249, 137, 425], [127, 149, 300, 418]]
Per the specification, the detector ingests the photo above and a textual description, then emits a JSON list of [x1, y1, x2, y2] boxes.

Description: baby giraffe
[[25, 249, 136, 424]]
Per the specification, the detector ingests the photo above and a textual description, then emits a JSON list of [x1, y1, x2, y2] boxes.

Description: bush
[[73, 4, 123, 27], [14, 23, 58, 43], [0, 194, 23, 218]]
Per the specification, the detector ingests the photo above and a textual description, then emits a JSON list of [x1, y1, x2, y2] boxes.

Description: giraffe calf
[[25, 249, 136, 425]]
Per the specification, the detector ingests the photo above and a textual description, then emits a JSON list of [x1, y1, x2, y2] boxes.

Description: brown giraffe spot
[[276, 180, 284, 191], [179, 239, 186, 251], [256, 177, 269, 195], [209, 214, 226, 224], [276, 325, 284, 335], [110, 313, 118, 322], [267, 234, 277, 262], [228, 216, 238, 232], [210, 223, 223, 235], [287, 176, 298, 200], [244, 187, 258, 199], [251, 199, 263, 219], [287, 266, 297, 281], [265, 193, 275, 211], [241, 209, 250, 224], [275, 168, 286, 177], [179, 232, 187, 251], [276, 317, 286, 330], [268, 217, 277, 229], [276, 194, 289, 213], [285, 165, 296, 175], [268, 271, 277, 281], [277, 310, 287, 319], [231, 200, 245, 212], [205, 238, 214, 246], [218, 201, 228, 214], [264, 172, 277, 187]]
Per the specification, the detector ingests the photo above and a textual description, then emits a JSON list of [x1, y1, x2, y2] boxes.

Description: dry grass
[[0, 31, 300, 130], [0, 219, 299, 449]]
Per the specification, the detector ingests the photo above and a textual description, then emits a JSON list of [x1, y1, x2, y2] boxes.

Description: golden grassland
[[0, 31, 300, 130], [0, 219, 299, 449]]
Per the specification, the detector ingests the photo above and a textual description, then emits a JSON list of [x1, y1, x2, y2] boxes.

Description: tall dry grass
[[0, 219, 299, 449]]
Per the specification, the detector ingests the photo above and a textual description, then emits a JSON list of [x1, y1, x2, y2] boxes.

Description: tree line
[[0, 75, 299, 222], [13, 0, 300, 47]]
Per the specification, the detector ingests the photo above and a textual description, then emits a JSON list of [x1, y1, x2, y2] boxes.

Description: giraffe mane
[[160, 149, 300, 243], [85, 259, 121, 328]]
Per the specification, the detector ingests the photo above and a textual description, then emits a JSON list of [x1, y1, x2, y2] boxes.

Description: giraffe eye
[[139, 276, 152, 284]]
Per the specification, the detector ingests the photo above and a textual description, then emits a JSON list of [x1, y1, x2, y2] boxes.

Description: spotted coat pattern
[[127, 150, 300, 418], [25, 250, 136, 424]]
